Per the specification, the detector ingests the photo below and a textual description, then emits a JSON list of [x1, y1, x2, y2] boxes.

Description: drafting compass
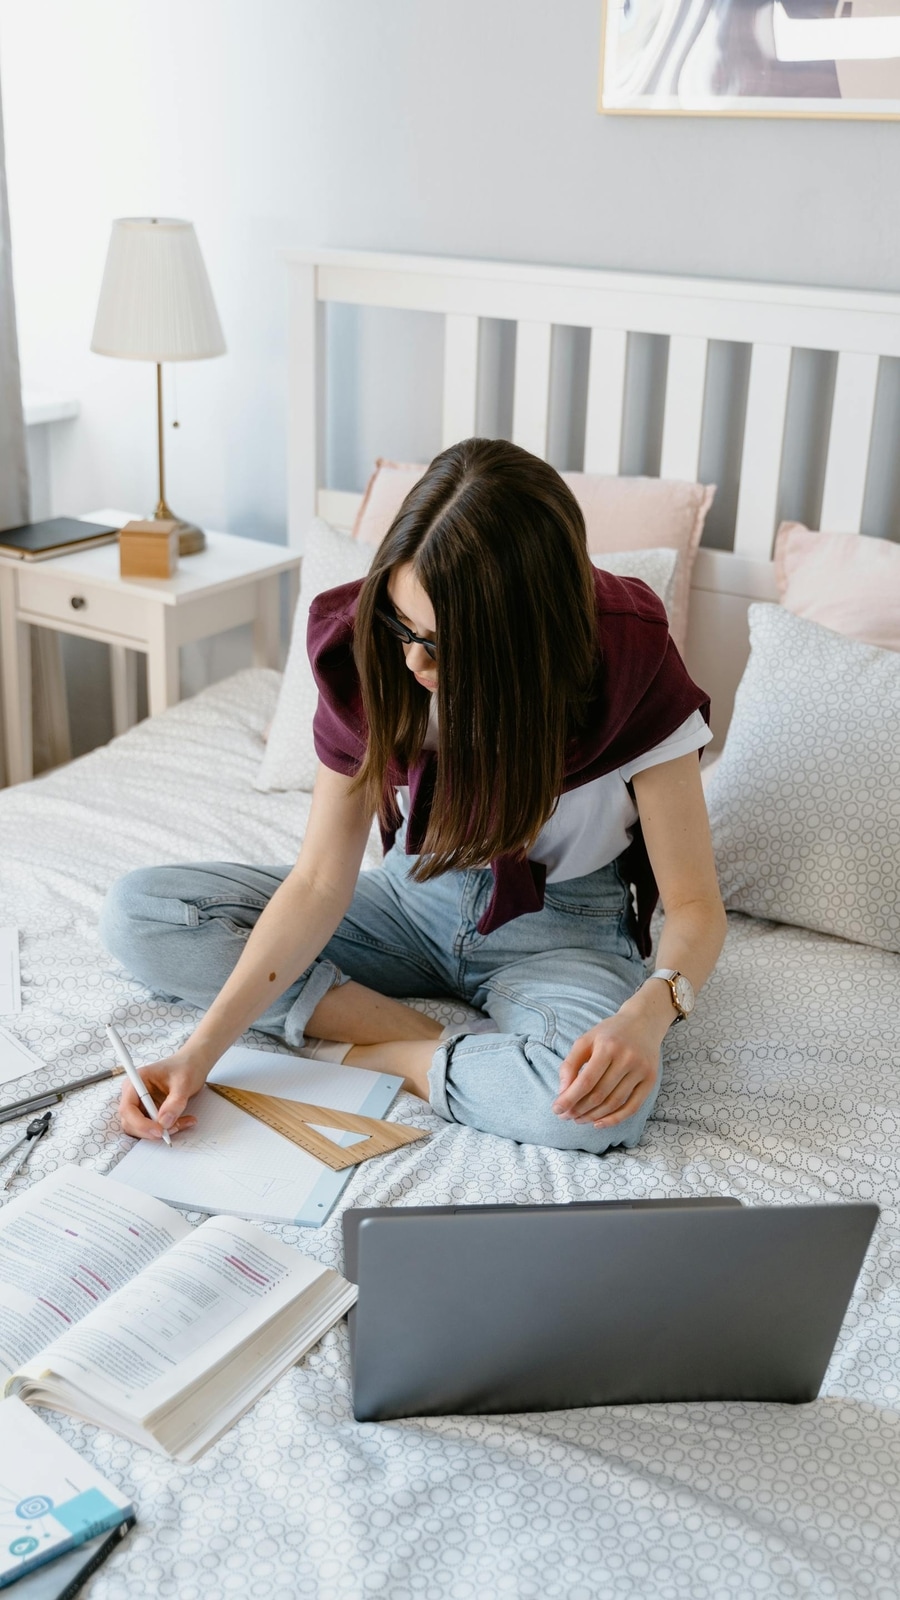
[[0, 1109, 53, 1190]]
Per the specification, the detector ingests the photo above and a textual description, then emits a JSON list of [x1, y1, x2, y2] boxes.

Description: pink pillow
[[352, 460, 714, 650], [774, 524, 900, 653], [561, 472, 713, 651], [352, 459, 425, 550]]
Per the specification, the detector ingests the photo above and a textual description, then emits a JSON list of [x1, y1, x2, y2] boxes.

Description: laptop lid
[[342, 1197, 741, 1285], [346, 1202, 877, 1422]]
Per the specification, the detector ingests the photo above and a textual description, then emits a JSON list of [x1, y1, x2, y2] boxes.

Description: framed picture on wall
[[600, 1, 900, 118]]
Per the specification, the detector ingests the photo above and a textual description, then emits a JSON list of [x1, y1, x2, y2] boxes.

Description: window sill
[[23, 390, 80, 426]]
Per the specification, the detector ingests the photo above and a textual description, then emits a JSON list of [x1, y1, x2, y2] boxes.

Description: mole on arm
[[269, 972, 276, 982]]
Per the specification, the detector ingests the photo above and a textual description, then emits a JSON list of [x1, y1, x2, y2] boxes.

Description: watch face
[[673, 973, 695, 1016]]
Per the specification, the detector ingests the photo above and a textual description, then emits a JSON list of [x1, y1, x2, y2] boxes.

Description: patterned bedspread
[[0, 669, 897, 1599]]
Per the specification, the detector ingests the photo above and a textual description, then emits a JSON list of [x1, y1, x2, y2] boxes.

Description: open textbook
[[0, 1166, 356, 1463]]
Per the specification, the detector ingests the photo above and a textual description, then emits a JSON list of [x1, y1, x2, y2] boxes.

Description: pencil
[[0, 1066, 124, 1126]]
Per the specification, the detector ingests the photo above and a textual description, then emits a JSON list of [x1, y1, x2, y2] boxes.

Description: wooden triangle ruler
[[209, 1083, 429, 1172]]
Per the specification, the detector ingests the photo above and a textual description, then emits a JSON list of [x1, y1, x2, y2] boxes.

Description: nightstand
[[0, 510, 301, 785]]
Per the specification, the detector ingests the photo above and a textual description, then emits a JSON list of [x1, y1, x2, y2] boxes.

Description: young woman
[[101, 439, 726, 1154]]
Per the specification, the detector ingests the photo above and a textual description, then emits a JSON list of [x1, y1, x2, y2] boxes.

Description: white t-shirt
[[395, 705, 712, 882]]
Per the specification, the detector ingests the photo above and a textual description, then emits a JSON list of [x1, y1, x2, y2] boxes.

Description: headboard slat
[[660, 335, 708, 483], [819, 350, 880, 534], [733, 343, 792, 558], [442, 314, 480, 450], [584, 327, 627, 474], [512, 321, 552, 458]]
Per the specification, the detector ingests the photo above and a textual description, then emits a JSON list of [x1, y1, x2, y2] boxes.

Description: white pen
[[106, 1023, 172, 1146]]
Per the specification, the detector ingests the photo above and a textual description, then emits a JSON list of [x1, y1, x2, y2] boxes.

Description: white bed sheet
[[0, 669, 898, 1599]]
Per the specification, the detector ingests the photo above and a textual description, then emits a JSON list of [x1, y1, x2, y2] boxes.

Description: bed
[[1, 250, 899, 1598]]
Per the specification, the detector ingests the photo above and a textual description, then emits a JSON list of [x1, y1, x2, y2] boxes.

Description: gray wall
[[2, 0, 899, 747]]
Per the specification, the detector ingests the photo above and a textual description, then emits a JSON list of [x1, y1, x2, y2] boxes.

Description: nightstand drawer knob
[[70, 595, 87, 610]]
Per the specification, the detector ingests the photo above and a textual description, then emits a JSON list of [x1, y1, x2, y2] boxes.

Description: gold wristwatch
[[648, 968, 695, 1023]]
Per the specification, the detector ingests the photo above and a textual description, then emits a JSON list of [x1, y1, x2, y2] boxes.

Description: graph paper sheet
[[112, 1045, 404, 1226], [0, 927, 21, 1014]]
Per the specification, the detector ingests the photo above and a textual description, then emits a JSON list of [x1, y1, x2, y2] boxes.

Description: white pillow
[[705, 603, 900, 954], [254, 520, 375, 793], [256, 534, 680, 795], [591, 547, 679, 627]]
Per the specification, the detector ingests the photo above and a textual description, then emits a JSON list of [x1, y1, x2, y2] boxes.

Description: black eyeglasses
[[375, 606, 437, 660]]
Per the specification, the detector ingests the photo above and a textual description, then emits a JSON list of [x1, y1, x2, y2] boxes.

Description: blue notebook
[[0, 1400, 133, 1590], [6, 1522, 134, 1599]]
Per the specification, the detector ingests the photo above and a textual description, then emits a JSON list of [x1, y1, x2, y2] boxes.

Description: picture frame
[[599, 1, 900, 120]]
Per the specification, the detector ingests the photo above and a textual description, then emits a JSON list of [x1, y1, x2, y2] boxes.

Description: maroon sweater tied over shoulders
[[307, 567, 710, 957]]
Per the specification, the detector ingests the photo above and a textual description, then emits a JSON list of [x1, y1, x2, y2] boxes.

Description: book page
[[24, 1215, 330, 1420], [0, 1165, 191, 1381]]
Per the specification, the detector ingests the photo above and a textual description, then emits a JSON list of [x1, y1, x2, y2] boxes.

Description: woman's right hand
[[117, 1045, 211, 1140]]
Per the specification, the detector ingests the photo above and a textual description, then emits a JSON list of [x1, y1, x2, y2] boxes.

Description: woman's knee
[[431, 1032, 659, 1155], [99, 866, 194, 968], [523, 1046, 658, 1155], [534, 1036, 662, 1154]]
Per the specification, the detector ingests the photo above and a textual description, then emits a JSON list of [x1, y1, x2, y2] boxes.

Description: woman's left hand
[[552, 1011, 664, 1129]]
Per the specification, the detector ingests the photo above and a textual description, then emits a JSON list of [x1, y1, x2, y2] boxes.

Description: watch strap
[[648, 968, 687, 1022]]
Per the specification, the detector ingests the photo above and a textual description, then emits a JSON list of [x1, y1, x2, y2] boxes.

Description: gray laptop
[[342, 1199, 878, 1422]]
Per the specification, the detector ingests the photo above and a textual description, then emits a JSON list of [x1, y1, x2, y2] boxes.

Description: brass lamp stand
[[153, 363, 206, 555]]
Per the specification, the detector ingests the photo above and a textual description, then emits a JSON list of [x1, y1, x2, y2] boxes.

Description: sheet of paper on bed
[[0, 1024, 43, 1087], [111, 1045, 406, 1226], [0, 926, 21, 1013]]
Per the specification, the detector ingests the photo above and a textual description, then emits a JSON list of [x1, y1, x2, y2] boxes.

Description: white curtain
[[0, 70, 69, 782], [0, 76, 28, 531]]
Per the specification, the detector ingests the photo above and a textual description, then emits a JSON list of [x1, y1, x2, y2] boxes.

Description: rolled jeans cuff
[[282, 959, 349, 1050], [427, 1038, 457, 1124]]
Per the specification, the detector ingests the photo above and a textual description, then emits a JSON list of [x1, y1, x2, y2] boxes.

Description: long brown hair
[[350, 438, 598, 879]]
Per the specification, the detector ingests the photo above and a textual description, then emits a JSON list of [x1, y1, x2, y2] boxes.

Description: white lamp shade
[[91, 217, 226, 361]]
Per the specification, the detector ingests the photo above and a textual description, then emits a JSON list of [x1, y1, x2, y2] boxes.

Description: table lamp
[[91, 217, 226, 554]]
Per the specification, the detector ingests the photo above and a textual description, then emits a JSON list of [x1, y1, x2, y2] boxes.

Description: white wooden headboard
[[284, 247, 900, 745]]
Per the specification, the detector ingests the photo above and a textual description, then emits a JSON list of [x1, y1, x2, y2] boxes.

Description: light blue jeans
[[99, 829, 659, 1154]]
